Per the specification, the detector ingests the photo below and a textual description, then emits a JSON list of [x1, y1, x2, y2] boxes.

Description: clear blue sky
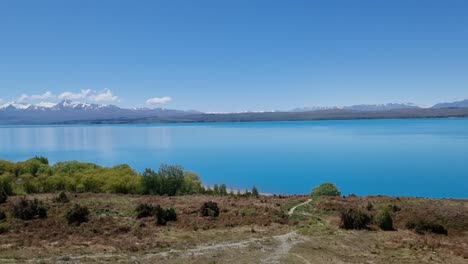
[[1, 0, 467, 111]]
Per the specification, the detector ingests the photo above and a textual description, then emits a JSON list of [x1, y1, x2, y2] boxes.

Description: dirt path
[[22, 231, 309, 263], [288, 199, 313, 216]]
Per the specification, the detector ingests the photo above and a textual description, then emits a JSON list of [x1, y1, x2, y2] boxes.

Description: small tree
[[311, 183, 341, 197], [375, 208, 394, 231]]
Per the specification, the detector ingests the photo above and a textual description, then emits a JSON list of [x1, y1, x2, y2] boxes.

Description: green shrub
[[53, 191, 70, 203], [311, 183, 341, 197], [66, 204, 90, 225], [135, 203, 155, 219], [406, 220, 447, 235], [340, 208, 371, 230], [13, 198, 48, 220], [200, 201, 220, 217], [375, 208, 394, 231]]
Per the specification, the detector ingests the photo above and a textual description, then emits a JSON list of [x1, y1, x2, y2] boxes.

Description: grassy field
[[0, 193, 467, 263]]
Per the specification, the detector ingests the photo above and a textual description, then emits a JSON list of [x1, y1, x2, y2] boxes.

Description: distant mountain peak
[[432, 99, 468, 109]]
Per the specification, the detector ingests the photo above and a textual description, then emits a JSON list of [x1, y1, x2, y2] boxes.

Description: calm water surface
[[1, 118, 467, 198]]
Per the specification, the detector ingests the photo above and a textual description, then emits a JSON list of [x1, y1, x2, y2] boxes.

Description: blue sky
[[0, 0, 467, 111]]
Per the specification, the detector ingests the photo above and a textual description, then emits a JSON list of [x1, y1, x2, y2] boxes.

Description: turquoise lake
[[1, 118, 467, 198]]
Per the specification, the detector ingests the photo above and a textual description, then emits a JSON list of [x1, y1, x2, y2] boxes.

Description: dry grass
[[0, 193, 467, 263]]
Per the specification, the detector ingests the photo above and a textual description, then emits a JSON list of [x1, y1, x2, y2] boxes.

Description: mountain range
[[1, 99, 467, 125]]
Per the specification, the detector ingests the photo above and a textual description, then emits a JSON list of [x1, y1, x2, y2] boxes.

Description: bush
[[154, 205, 167, 225], [66, 204, 90, 225], [53, 191, 70, 203], [311, 183, 341, 197], [406, 220, 447, 235], [165, 207, 177, 222], [375, 209, 394, 231], [0, 209, 6, 221], [135, 203, 156, 218], [13, 198, 48, 220], [200, 201, 220, 217], [135, 203, 177, 225], [340, 208, 371, 230]]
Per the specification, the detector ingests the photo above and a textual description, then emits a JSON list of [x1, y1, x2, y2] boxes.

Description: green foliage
[[53, 191, 70, 203], [141, 165, 195, 196], [200, 201, 220, 217], [375, 208, 394, 231], [406, 220, 448, 235], [0, 173, 14, 196], [311, 183, 341, 197], [0, 157, 228, 198], [340, 208, 371, 230], [66, 204, 89, 225], [13, 198, 48, 220]]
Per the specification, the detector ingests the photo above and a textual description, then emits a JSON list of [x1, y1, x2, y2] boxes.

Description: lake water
[[1, 118, 467, 198]]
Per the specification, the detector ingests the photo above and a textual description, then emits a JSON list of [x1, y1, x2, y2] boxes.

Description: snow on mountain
[[291, 103, 420, 112]]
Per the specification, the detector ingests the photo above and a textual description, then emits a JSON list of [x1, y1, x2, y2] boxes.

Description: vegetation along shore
[[0, 157, 467, 263]]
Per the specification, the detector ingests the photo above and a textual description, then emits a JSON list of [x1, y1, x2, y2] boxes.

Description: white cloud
[[58, 89, 91, 100], [0, 98, 3, 103], [17, 91, 56, 102], [18, 94, 29, 102], [31, 91, 55, 100], [88, 88, 118, 102], [146, 96, 172, 105]]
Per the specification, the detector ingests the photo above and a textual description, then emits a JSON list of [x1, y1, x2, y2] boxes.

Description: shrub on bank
[[311, 183, 341, 197], [340, 208, 371, 230], [0, 188, 7, 204], [135, 203, 177, 225], [406, 220, 447, 235], [66, 204, 90, 225], [12, 198, 47, 220], [200, 201, 220, 217], [375, 208, 394, 231]]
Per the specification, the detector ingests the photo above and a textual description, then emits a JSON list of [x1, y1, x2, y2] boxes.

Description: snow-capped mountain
[[343, 103, 420, 111], [290, 103, 420, 112], [0, 100, 198, 125]]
